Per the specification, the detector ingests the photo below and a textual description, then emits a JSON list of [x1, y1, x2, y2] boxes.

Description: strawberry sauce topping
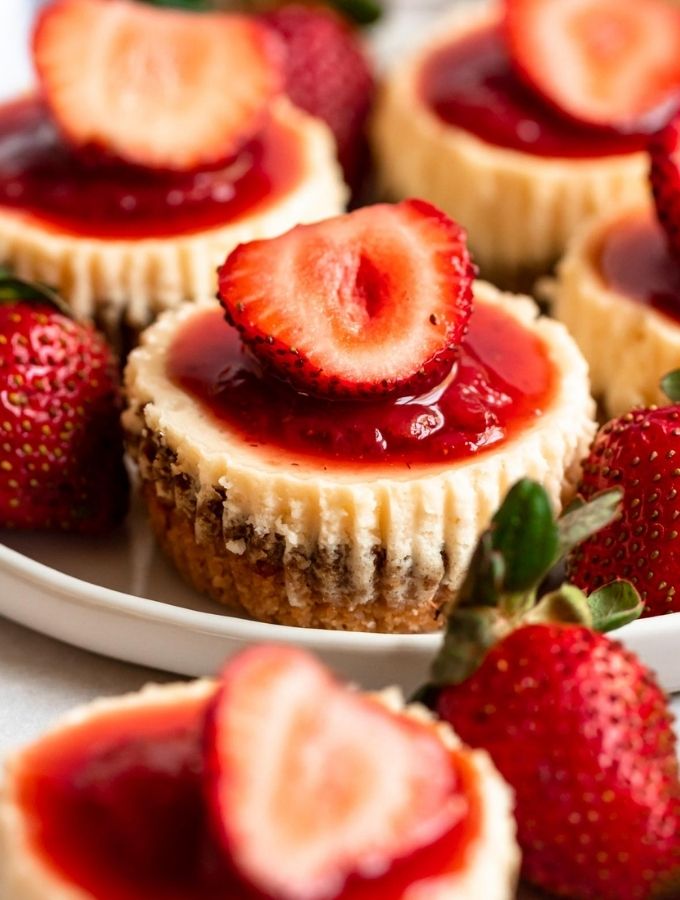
[[16, 696, 478, 899], [595, 209, 680, 324], [420, 25, 650, 158], [168, 301, 554, 468], [0, 98, 301, 239]]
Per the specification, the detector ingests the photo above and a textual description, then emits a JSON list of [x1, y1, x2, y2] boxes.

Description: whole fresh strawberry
[[261, 3, 375, 189], [569, 371, 680, 617], [423, 480, 680, 899], [0, 273, 128, 533]]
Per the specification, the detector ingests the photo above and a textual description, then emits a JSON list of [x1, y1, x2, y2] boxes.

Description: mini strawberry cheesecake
[[553, 114, 680, 417], [0, 0, 346, 341], [372, 0, 680, 286], [0, 646, 520, 899], [123, 201, 595, 632]]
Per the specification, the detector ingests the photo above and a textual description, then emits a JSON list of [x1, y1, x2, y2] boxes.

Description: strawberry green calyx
[[660, 368, 680, 403], [430, 479, 643, 687], [0, 268, 72, 317]]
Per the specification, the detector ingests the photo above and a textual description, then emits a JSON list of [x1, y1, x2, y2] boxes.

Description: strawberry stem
[[427, 480, 643, 688]]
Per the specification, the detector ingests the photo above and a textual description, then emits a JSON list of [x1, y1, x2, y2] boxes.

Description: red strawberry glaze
[[15, 696, 480, 900], [419, 25, 651, 159], [0, 97, 302, 240], [595, 209, 680, 325], [168, 301, 554, 468]]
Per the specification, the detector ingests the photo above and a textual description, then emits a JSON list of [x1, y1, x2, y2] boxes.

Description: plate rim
[[0, 540, 440, 651], [2, 538, 678, 648]]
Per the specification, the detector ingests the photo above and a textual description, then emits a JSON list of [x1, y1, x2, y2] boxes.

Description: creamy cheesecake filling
[[554, 206, 680, 417], [0, 99, 347, 335], [0, 682, 519, 900], [123, 282, 595, 630]]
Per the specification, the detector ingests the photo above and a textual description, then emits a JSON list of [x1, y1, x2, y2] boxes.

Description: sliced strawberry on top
[[650, 113, 680, 258], [33, 0, 283, 171], [204, 646, 473, 900], [505, 0, 680, 132], [217, 200, 474, 398]]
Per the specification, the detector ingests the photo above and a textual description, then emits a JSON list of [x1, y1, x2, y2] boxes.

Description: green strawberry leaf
[[456, 531, 505, 608], [660, 369, 680, 404], [587, 580, 644, 633], [0, 270, 72, 317], [490, 479, 558, 592], [431, 606, 511, 686], [555, 488, 622, 559], [525, 584, 592, 627]]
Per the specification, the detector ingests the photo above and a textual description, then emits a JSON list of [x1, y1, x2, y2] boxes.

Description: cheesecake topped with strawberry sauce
[[124, 200, 595, 632], [373, 0, 680, 286], [0, 0, 346, 340], [554, 110, 680, 416], [0, 646, 519, 900]]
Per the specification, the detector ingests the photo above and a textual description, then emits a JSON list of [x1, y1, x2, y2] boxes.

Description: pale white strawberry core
[[215, 650, 467, 900]]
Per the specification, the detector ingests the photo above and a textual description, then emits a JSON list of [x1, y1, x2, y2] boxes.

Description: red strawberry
[[33, 0, 283, 171], [0, 276, 127, 533], [261, 4, 374, 188], [217, 200, 474, 398], [204, 644, 488, 900], [422, 479, 680, 899], [437, 626, 680, 900], [505, 0, 680, 132], [569, 387, 680, 617], [650, 112, 680, 258]]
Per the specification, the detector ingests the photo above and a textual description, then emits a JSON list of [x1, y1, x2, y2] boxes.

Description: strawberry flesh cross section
[[33, 0, 284, 171], [204, 646, 475, 900], [505, 0, 680, 132], [217, 200, 474, 398]]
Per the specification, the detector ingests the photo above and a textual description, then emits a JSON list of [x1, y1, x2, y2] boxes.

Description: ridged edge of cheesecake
[[0, 679, 519, 900], [553, 205, 680, 418], [0, 99, 347, 337], [371, 1, 648, 286], [122, 280, 596, 631]]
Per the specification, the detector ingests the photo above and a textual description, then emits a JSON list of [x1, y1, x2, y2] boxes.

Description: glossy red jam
[[16, 697, 480, 900], [0, 98, 302, 239], [168, 301, 554, 468], [596, 210, 680, 325], [420, 25, 652, 158]]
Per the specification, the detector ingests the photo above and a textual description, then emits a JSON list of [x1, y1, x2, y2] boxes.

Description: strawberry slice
[[33, 0, 283, 171], [650, 112, 680, 258], [217, 200, 474, 398], [505, 0, 680, 131], [204, 646, 470, 900]]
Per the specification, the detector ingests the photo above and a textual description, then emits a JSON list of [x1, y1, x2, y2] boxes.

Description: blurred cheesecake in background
[[0, 0, 347, 344], [373, 0, 680, 288]]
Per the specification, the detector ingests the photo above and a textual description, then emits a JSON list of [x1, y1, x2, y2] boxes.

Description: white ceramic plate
[[1, 493, 680, 694]]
